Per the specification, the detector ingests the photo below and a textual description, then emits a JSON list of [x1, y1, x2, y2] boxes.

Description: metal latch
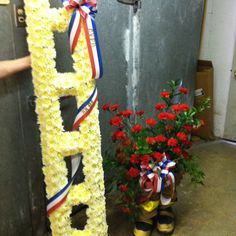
[[13, 5, 26, 27], [117, 0, 141, 13], [28, 95, 36, 110]]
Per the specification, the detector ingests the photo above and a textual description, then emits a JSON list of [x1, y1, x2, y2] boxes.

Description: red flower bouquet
[[103, 80, 209, 219]]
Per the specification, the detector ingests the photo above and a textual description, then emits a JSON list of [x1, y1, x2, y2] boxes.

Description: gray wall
[[0, 0, 204, 235]]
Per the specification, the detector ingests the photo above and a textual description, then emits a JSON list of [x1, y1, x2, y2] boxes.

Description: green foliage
[[198, 97, 211, 113], [178, 156, 205, 184]]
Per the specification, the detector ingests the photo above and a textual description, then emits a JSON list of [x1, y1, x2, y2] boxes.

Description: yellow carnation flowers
[[24, 1, 107, 235]]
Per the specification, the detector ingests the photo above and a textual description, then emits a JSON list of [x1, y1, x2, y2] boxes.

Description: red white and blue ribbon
[[47, 155, 81, 215], [63, 0, 103, 79], [73, 87, 98, 130], [62, 0, 97, 10], [159, 155, 176, 205], [140, 165, 162, 194], [47, 88, 98, 215], [139, 154, 176, 205]]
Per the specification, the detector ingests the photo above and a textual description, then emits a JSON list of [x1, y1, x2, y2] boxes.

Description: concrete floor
[[106, 140, 236, 236]]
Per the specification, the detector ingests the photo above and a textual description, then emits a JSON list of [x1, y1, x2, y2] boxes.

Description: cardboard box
[[193, 60, 214, 140]]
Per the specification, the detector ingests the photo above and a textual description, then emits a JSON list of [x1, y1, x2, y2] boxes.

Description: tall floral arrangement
[[103, 80, 209, 218], [24, 0, 107, 235]]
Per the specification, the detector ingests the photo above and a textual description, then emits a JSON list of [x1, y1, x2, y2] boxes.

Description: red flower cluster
[[155, 103, 167, 110], [130, 154, 139, 164], [110, 104, 120, 111], [165, 125, 174, 131], [183, 151, 190, 160], [146, 118, 157, 127], [103, 81, 208, 217], [131, 124, 143, 133], [173, 146, 182, 155], [136, 110, 145, 116], [146, 137, 156, 145], [102, 103, 110, 111], [112, 129, 126, 141], [177, 132, 188, 142], [158, 112, 176, 120], [179, 87, 189, 94], [110, 116, 122, 127], [118, 152, 126, 164], [122, 138, 131, 146], [140, 155, 150, 165], [120, 110, 133, 117], [152, 152, 163, 162], [160, 91, 170, 99], [120, 184, 127, 192], [200, 119, 205, 127], [167, 137, 178, 147], [127, 167, 140, 178], [156, 134, 167, 142], [172, 104, 190, 113], [182, 124, 192, 132]]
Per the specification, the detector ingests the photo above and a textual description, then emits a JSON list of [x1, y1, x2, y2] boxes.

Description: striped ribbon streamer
[[47, 155, 81, 215], [160, 172, 175, 205], [139, 154, 176, 204], [159, 155, 176, 189], [63, 0, 103, 79], [47, 88, 98, 215], [73, 87, 98, 130], [158, 155, 176, 205]]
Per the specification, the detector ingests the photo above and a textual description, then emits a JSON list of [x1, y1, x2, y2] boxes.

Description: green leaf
[[179, 156, 205, 184], [197, 97, 211, 113]]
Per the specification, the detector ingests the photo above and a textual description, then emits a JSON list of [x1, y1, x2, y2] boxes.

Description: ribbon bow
[[63, 0, 97, 11], [139, 154, 176, 205], [140, 164, 162, 194], [62, 0, 103, 79]]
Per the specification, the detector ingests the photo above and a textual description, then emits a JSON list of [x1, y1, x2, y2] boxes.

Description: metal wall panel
[[137, 0, 204, 116], [96, 1, 130, 151]]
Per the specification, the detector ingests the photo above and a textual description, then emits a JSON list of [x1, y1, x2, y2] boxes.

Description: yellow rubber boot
[[133, 219, 153, 236], [133, 200, 160, 236], [157, 205, 175, 234]]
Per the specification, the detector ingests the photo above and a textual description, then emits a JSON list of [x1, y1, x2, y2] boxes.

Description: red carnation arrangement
[[103, 80, 210, 219]]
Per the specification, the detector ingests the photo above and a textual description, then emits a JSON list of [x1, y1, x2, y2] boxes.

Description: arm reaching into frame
[[0, 55, 31, 80]]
